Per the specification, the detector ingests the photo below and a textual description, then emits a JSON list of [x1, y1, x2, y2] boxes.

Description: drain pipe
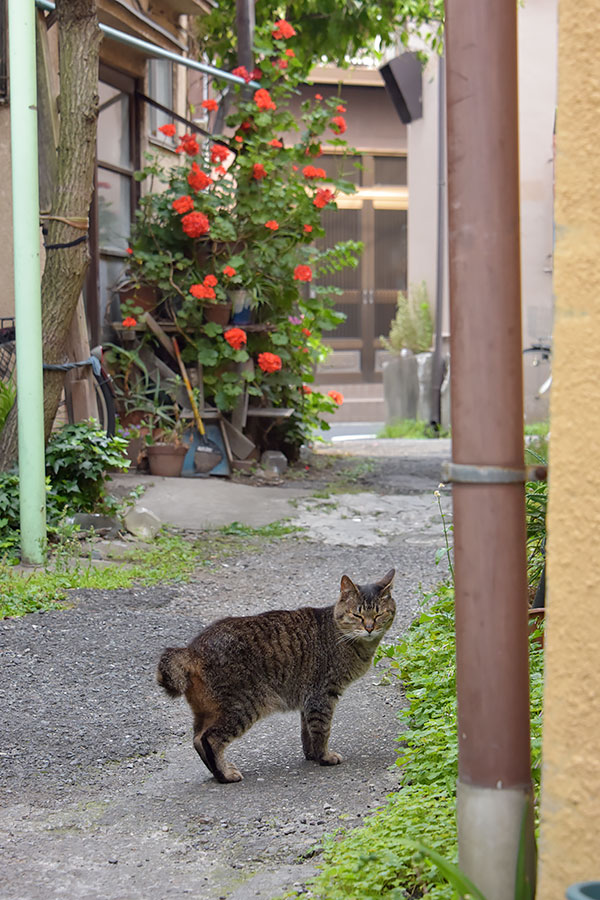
[[431, 46, 446, 427], [8, 0, 46, 564], [445, 2, 534, 898]]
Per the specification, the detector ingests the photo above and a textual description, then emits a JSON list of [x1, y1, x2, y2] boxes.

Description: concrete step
[[317, 383, 385, 423]]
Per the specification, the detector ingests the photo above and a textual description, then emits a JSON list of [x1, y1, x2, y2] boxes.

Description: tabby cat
[[157, 569, 396, 783]]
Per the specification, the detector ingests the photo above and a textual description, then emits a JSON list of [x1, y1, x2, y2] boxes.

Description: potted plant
[[117, 16, 357, 457], [107, 354, 191, 477], [381, 282, 435, 424]]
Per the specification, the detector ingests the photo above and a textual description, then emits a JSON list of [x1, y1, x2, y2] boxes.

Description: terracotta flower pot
[[528, 607, 545, 649], [146, 443, 188, 477], [119, 284, 160, 313], [203, 301, 232, 326]]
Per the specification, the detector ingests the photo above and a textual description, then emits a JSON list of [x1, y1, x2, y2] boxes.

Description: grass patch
[[377, 419, 451, 440], [295, 581, 544, 899], [524, 421, 549, 436], [0, 522, 302, 619]]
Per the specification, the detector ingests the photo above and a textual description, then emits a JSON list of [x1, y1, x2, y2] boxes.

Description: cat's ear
[[340, 574, 359, 600], [377, 569, 395, 591]]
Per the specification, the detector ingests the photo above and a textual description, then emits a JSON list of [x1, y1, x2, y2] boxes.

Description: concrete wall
[[407, 54, 449, 334], [408, 1, 558, 419], [536, 0, 600, 894], [518, 0, 557, 348]]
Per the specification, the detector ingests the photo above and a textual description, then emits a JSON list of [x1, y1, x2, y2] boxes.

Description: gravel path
[[0, 447, 450, 900]]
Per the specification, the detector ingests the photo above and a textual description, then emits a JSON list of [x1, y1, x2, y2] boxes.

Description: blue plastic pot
[[566, 883, 600, 900]]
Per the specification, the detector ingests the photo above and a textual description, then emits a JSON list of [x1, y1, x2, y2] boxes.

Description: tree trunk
[[0, 0, 100, 470]]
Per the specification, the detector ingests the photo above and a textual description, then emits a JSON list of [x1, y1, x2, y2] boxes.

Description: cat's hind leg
[[302, 696, 342, 766], [194, 711, 255, 783]]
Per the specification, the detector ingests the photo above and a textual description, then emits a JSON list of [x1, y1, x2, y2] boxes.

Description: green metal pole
[[8, 0, 47, 564]]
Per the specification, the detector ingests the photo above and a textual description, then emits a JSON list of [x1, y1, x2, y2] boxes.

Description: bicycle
[[522, 340, 552, 396], [0, 316, 116, 436]]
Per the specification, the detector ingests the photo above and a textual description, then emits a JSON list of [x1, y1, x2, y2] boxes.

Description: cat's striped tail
[[157, 646, 193, 697]]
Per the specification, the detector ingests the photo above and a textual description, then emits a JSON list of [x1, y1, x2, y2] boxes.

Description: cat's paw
[[319, 750, 343, 766], [220, 764, 244, 783]]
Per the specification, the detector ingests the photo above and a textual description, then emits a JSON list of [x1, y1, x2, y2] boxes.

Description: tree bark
[[0, 0, 100, 470]]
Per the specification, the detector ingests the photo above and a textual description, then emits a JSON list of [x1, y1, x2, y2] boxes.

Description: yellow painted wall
[[537, 1, 600, 896]]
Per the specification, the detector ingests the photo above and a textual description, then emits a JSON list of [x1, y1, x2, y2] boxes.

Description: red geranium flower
[[314, 188, 335, 209], [122, 316, 137, 328], [275, 59, 289, 70], [253, 163, 268, 180], [211, 144, 231, 164], [214, 165, 227, 177], [240, 120, 253, 131], [250, 68, 262, 81], [203, 274, 218, 287], [224, 328, 247, 350], [303, 224, 313, 233], [232, 65, 252, 83], [190, 283, 216, 300], [336, 104, 347, 113], [188, 162, 213, 192], [272, 19, 296, 39], [179, 133, 199, 155], [258, 352, 282, 373], [172, 195, 194, 215], [126, 247, 133, 254], [285, 49, 295, 57], [264, 220, 279, 230], [254, 88, 277, 111], [302, 165, 326, 179], [302, 384, 312, 394], [315, 93, 323, 101], [202, 99, 219, 111], [181, 211, 210, 238], [158, 123, 176, 137], [331, 116, 347, 135], [294, 264, 312, 282], [328, 390, 344, 406], [222, 265, 236, 278], [234, 135, 244, 143], [302, 327, 312, 337], [269, 139, 283, 148]]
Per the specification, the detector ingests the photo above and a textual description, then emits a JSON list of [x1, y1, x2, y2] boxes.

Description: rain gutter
[[445, 0, 535, 897], [34, 0, 261, 90], [9, 0, 46, 564]]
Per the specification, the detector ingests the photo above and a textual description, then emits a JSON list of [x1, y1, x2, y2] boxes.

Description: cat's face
[[333, 569, 396, 641]]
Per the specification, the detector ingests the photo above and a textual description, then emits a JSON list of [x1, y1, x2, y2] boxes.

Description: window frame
[[86, 65, 141, 345]]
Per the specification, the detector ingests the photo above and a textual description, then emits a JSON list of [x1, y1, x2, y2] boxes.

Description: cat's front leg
[[302, 697, 343, 766]]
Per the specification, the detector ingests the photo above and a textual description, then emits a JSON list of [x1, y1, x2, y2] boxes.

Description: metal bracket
[[441, 462, 547, 484]]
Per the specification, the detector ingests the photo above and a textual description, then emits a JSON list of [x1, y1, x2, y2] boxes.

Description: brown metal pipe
[[446, 0, 531, 795]]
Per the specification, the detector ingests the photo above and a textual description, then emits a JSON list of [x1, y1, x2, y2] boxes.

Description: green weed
[[296, 581, 544, 899], [378, 419, 451, 439], [0, 522, 301, 619], [523, 421, 549, 437], [218, 520, 302, 538]]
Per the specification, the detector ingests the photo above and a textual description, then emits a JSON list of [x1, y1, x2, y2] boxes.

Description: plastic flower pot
[[566, 884, 600, 900], [229, 290, 252, 325], [146, 443, 188, 477]]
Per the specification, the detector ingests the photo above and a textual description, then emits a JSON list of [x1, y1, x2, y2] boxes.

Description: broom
[[172, 338, 223, 473]]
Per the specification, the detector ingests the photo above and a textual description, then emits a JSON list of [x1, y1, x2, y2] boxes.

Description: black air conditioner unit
[[379, 52, 423, 124]]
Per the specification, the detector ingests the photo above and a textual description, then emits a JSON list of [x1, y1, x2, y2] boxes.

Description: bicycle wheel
[[92, 371, 116, 437]]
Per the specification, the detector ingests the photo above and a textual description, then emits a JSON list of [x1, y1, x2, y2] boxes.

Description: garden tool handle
[[172, 337, 206, 437]]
